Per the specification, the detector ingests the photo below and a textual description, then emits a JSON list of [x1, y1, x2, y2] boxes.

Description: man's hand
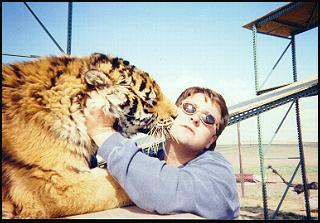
[[84, 91, 116, 146]]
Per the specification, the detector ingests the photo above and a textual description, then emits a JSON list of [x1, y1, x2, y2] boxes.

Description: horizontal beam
[[228, 85, 318, 126]]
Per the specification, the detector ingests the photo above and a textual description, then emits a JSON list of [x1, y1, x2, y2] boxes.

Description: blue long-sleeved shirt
[[97, 132, 240, 219]]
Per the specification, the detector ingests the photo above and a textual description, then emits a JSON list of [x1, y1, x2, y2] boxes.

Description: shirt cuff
[[97, 132, 125, 161]]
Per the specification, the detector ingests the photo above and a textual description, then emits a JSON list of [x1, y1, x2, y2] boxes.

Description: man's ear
[[84, 70, 112, 87], [205, 135, 217, 149]]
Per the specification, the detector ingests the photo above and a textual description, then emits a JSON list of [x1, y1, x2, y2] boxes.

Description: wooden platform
[[243, 2, 318, 38], [61, 205, 203, 219]]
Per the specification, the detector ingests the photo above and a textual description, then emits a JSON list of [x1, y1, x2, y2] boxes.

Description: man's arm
[[98, 133, 240, 219]]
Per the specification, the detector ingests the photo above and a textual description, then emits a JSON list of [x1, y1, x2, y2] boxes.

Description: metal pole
[[23, 2, 65, 54], [67, 2, 73, 55], [263, 101, 295, 155], [291, 35, 311, 219], [252, 25, 268, 220], [259, 41, 292, 90], [237, 122, 245, 198], [271, 161, 301, 219], [2, 53, 40, 58]]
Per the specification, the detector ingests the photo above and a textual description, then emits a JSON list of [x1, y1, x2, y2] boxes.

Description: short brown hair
[[175, 86, 229, 150]]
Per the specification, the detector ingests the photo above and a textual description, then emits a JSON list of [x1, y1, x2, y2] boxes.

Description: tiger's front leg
[[8, 167, 132, 219], [51, 167, 133, 218]]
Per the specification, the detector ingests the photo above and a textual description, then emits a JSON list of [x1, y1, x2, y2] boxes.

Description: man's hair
[[175, 86, 229, 150]]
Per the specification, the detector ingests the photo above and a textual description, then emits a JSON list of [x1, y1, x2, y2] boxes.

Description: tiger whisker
[[144, 124, 160, 154], [149, 128, 162, 153], [147, 125, 157, 138], [142, 118, 175, 155], [124, 114, 136, 118], [166, 123, 177, 142]]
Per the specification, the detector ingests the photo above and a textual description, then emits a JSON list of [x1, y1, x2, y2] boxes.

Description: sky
[[2, 2, 318, 144]]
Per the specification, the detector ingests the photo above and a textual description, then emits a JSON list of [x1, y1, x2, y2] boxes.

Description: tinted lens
[[200, 113, 215, 125], [182, 102, 215, 126], [183, 102, 196, 114]]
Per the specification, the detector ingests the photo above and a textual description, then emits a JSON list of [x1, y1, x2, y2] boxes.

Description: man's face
[[170, 93, 221, 151]]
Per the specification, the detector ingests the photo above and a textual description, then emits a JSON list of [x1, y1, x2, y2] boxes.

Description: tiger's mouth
[[138, 117, 177, 156], [147, 117, 175, 140], [137, 117, 174, 138]]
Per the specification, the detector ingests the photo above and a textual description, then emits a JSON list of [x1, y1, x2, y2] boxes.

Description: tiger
[[2, 52, 177, 218]]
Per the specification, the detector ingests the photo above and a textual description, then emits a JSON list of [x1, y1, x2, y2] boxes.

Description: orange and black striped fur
[[2, 53, 177, 218]]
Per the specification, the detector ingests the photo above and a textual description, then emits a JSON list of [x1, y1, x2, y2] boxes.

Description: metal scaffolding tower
[[242, 2, 319, 220]]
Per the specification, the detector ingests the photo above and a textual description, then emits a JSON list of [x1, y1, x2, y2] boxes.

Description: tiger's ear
[[84, 70, 112, 87]]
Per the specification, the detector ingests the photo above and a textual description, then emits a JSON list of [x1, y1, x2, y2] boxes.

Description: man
[[84, 87, 240, 219]]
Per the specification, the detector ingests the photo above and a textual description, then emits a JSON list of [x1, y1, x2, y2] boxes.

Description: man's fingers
[[87, 90, 99, 98], [86, 91, 105, 111], [83, 108, 89, 117], [84, 107, 96, 117], [87, 101, 104, 111]]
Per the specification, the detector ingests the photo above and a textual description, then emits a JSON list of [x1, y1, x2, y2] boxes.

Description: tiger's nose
[[171, 114, 177, 119], [171, 105, 178, 119]]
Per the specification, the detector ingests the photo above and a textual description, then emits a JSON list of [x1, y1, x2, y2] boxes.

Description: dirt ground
[[218, 143, 318, 220]]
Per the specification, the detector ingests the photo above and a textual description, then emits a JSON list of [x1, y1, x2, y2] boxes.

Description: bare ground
[[218, 143, 318, 220]]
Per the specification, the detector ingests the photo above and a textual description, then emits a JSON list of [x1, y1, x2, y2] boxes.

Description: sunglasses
[[181, 102, 216, 126]]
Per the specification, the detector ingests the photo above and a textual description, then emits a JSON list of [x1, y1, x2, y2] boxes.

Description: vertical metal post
[[252, 25, 268, 220], [67, 2, 73, 55], [237, 122, 245, 198], [291, 35, 311, 219]]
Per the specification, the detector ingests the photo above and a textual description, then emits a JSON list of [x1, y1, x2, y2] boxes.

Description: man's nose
[[190, 113, 200, 126]]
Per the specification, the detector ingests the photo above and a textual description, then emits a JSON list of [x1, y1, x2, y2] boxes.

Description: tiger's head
[[83, 53, 177, 139]]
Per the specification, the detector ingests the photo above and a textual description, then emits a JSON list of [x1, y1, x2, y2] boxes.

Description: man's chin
[[170, 128, 195, 144], [172, 134, 191, 145]]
